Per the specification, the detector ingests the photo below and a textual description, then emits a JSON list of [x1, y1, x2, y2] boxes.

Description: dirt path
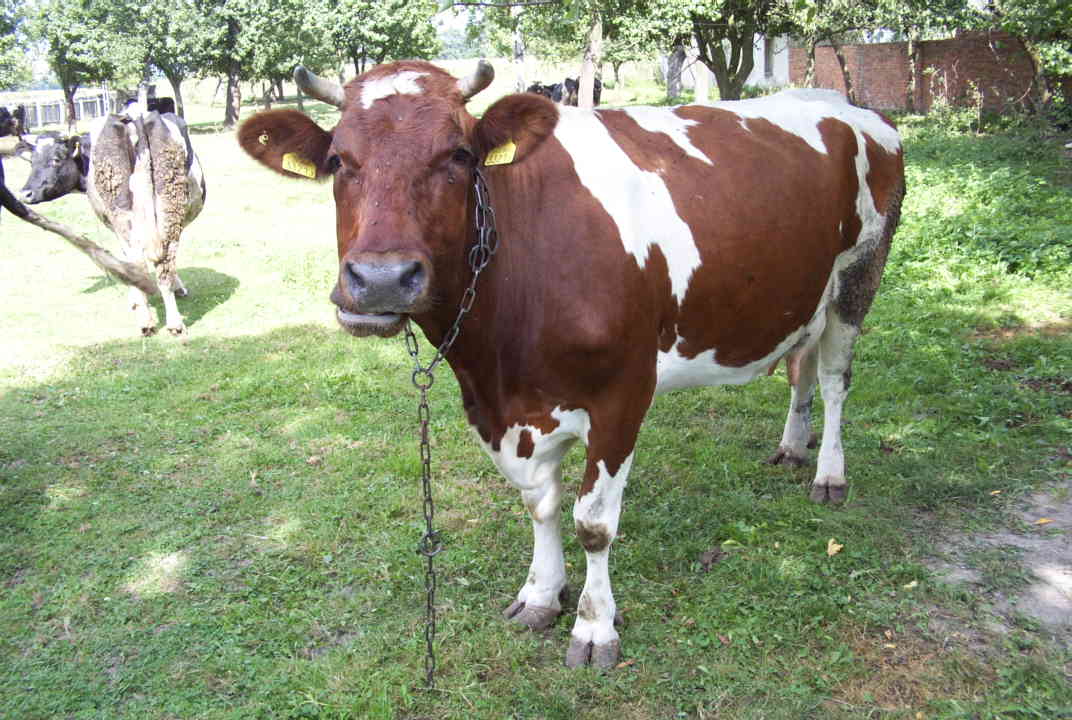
[[930, 471, 1072, 650]]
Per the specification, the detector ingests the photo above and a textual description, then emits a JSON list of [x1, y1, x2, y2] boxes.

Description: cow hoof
[[565, 638, 620, 669], [766, 448, 807, 467], [167, 325, 187, 337], [503, 601, 560, 631], [809, 480, 847, 505], [174, 286, 189, 298], [141, 325, 158, 337]]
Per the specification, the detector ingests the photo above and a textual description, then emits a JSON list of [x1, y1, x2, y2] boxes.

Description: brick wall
[[789, 32, 1037, 112]]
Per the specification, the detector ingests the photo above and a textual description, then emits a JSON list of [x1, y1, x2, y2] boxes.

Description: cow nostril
[[345, 260, 367, 290], [399, 261, 424, 291]]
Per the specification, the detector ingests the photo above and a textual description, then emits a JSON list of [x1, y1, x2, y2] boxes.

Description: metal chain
[[405, 168, 499, 691]]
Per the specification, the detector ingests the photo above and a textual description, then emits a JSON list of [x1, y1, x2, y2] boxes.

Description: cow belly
[[654, 268, 834, 395]]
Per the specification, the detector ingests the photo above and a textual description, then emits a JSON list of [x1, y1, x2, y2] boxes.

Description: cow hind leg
[[155, 262, 187, 336], [810, 315, 858, 504], [768, 344, 819, 467]]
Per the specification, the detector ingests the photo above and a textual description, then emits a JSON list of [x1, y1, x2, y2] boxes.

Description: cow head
[[19, 133, 87, 204], [238, 60, 559, 339]]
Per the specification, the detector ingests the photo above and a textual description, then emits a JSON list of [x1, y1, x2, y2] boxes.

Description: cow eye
[[451, 148, 473, 165], [326, 154, 342, 174]]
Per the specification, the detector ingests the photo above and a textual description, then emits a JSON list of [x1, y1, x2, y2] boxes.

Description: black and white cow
[[20, 111, 206, 335]]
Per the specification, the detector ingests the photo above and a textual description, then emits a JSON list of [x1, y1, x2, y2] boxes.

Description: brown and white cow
[[238, 60, 905, 668]]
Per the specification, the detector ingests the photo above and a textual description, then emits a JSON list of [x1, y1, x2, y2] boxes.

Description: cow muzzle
[[331, 255, 430, 338]]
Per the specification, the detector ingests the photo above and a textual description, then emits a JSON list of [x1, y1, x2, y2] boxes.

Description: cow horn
[[293, 66, 345, 108], [458, 60, 494, 101]]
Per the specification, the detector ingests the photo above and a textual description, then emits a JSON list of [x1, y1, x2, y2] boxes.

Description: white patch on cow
[[554, 106, 702, 302], [571, 454, 633, 649], [360, 71, 428, 109], [619, 107, 712, 165], [477, 407, 591, 613], [713, 88, 901, 157], [35, 135, 56, 150], [158, 115, 187, 149]]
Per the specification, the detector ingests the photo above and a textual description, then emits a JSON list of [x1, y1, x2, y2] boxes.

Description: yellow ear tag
[[282, 152, 317, 178], [484, 140, 517, 166]]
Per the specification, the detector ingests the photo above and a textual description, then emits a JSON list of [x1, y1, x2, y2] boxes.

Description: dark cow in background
[[239, 60, 904, 668], [0, 105, 28, 219], [124, 97, 177, 115], [527, 77, 602, 106], [20, 110, 206, 335]]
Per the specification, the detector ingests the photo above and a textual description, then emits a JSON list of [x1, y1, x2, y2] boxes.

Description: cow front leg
[[811, 314, 859, 504], [486, 427, 576, 631], [566, 451, 634, 669]]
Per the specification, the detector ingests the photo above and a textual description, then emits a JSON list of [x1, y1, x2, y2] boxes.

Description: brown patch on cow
[[596, 108, 867, 367], [864, 134, 903, 216], [576, 521, 611, 553], [516, 429, 535, 459], [473, 93, 559, 165], [238, 109, 333, 180]]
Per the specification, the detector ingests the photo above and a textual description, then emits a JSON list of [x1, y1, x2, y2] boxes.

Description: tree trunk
[[62, 83, 78, 132], [578, 8, 603, 109], [163, 70, 187, 117], [512, 5, 526, 92], [694, 21, 756, 101], [667, 42, 686, 100], [906, 32, 919, 112], [831, 40, 855, 104], [224, 68, 241, 128], [262, 82, 273, 110], [1016, 36, 1052, 112], [276, 78, 285, 102], [296, 87, 304, 112], [803, 39, 817, 88]]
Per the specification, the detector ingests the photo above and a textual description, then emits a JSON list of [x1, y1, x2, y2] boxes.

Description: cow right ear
[[238, 110, 333, 181]]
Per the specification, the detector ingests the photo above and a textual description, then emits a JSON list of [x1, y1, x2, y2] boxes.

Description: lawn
[[1, 76, 1070, 719]]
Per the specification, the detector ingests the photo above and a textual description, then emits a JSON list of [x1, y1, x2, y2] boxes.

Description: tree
[[32, 0, 141, 129], [982, 0, 1072, 109], [0, 0, 31, 89], [133, 0, 214, 117], [323, 0, 439, 76], [690, 0, 795, 100]]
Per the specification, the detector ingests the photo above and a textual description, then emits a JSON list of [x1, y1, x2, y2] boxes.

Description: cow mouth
[[335, 308, 407, 338]]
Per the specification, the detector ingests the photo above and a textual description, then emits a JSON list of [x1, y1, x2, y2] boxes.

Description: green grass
[[2, 88, 1071, 719]]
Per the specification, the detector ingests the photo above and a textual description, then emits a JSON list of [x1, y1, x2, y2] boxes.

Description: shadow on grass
[[81, 267, 239, 330]]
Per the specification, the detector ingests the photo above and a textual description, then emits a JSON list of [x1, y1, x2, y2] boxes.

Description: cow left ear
[[238, 109, 333, 181], [472, 93, 558, 168]]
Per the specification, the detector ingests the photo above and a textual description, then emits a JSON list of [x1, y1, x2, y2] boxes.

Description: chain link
[[405, 168, 498, 691]]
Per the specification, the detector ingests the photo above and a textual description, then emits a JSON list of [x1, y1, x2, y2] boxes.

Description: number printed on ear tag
[[484, 140, 517, 166]]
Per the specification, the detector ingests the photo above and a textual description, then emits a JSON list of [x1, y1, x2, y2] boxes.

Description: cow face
[[239, 61, 498, 338], [20, 133, 87, 204]]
